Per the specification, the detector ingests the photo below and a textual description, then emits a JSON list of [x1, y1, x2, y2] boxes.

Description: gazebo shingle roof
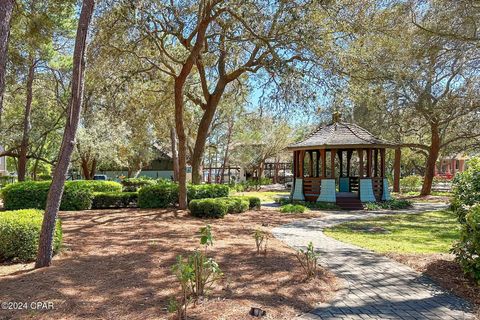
[[288, 122, 396, 150]]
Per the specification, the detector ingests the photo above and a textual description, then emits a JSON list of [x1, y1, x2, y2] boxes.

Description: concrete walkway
[[272, 203, 476, 320]]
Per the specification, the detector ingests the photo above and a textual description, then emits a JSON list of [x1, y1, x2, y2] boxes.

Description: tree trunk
[[0, 0, 14, 124], [80, 157, 91, 180], [191, 89, 225, 184], [174, 78, 188, 209], [18, 59, 35, 181], [219, 118, 233, 184], [420, 123, 440, 196], [170, 126, 179, 181], [35, 0, 95, 269]]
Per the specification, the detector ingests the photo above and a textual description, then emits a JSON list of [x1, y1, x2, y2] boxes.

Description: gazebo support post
[[316, 151, 320, 177], [338, 150, 343, 177], [374, 149, 379, 177], [346, 150, 352, 177], [366, 149, 372, 177], [358, 149, 364, 177], [393, 148, 401, 192], [321, 149, 326, 178], [380, 148, 386, 177], [309, 151, 313, 177], [330, 149, 336, 179]]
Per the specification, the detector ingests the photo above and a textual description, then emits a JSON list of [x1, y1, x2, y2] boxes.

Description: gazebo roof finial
[[332, 110, 341, 123]]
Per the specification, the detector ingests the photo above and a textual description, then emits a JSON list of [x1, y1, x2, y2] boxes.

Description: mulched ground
[[0, 208, 340, 320], [387, 253, 479, 315]]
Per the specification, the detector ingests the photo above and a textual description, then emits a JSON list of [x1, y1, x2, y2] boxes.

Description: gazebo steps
[[336, 197, 364, 210]]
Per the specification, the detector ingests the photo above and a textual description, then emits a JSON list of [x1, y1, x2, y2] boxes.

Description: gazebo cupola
[[287, 113, 400, 206]]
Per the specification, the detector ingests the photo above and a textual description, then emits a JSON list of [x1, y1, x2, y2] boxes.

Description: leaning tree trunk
[[420, 123, 440, 196], [191, 89, 225, 184], [18, 59, 35, 181], [0, 0, 14, 124], [174, 78, 188, 209], [35, 0, 95, 269], [80, 157, 92, 180]]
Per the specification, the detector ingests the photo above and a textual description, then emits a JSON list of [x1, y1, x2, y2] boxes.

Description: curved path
[[272, 203, 476, 320]]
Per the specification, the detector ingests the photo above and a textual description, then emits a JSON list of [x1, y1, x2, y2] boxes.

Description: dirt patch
[[387, 253, 479, 313], [0, 208, 338, 320]]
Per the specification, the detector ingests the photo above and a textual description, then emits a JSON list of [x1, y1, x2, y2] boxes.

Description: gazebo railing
[[349, 177, 359, 192], [303, 177, 322, 200], [372, 177, 383, 200]]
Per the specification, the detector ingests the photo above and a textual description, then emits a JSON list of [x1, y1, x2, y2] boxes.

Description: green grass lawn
[[324, 210, 460, 253], [232, 191, 289, 203]]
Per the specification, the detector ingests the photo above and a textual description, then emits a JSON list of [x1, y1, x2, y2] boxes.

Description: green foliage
[[220, 197, 249, 214], [188, 199, 229, 218], [171, 226, 223, 318], [364, 199, 413, 210], [92, 192, 138, 209], [137, 183, 231, 209], [400, 175, 423, 193], [280, 204, 307, 214], [253, 228, 269, 254], [121, 177, 156, 192], [232, 196, 261, 210], [295, 242, 320, 279], [187, 184, 230, 200], [450, 157, 480, 222], [450, 158, 480, 284], [137, 183, 179, 209], [451, 205, 480, 284], [275, 197, 339, 210], [0, 209, 62, 262], [0, 180, 122, 211], [36, 174, 52, 181], [199, 225, 214, 247]]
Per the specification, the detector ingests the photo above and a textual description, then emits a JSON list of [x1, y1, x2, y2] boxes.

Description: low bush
[[230, 196, 261, 210], [276, 197, 339, 210], [220, 197, 249, 214], [280, 204, 307, 214], [450, 157, 480, 283], [92, 192, 138, 209], [138, 183, 179, 208], [1, 180, 122, 211], [400, 175, 423, 193], [188, 184, 230, 200], [121, 177, 156, 192], [364, 199, 413, 210], [189, 199, 229, 218], [451, 205, 480, 284], [0, 209, 62, 262]]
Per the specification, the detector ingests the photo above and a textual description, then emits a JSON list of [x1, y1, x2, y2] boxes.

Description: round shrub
[[189, 199, 228, 218], [220, 197, 249, 213], [138, 183, 179, 208], [236, 196, 261, 210], [400, 175, 423, 193], [121, 178, 156, 192], [187, 184, 230, 200], [0, 209, 62, 262], [92, 192, 138, 209]]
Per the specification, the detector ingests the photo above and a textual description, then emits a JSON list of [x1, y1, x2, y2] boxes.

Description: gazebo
[[287, 113, 401, 209]]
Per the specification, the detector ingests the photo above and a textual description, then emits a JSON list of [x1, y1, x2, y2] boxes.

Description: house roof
[[288, 122, 397, 150]]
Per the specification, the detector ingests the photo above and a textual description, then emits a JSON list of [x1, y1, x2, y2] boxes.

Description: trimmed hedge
[[187, 184, 230, 200], [138, 183, 179, 208], [0, 209, 62, 262], [121, 178, 156, 192], [189, 199, 229, 218], [92, 192, 138, 209], [189, 197, 250, 218], [231, 196, 261, 210], [220, 197, 249, 213], [137, 183, 231, 208], [1, 180, 122, 211], [280, 204, 307, 214]]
